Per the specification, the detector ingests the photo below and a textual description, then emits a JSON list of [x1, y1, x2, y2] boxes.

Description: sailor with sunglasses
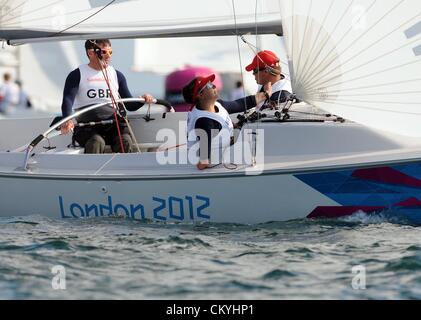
[[60, 39, 155, 153], [246, 50, 293, 110], [183, 74, 271, 170]]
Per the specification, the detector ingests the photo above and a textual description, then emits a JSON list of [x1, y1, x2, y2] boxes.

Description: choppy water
[[0, 213, 420, 300]]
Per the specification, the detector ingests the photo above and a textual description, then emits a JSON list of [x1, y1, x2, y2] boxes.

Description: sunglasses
[[253, 68, 266, 75], [91, 48, 113, 56], [199, 82, 216, 94]]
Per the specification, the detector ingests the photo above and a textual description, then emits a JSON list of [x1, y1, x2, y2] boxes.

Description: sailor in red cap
[[246, 50, 292, 110], [183, 74, 271, 170]]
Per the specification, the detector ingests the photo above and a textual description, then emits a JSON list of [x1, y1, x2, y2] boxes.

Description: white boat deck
[[2, 141, 421, 179], [1, 109, 421, 178]]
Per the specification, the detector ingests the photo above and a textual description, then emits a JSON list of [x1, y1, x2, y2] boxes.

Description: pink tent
[[165, 66, 222, 112]]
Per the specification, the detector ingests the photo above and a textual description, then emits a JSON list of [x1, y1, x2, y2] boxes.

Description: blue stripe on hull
[[295, 164, 421, 224]]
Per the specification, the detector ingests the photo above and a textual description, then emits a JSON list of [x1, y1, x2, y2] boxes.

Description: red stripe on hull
[[352, 167, 421, 188], [308, 206, 386, 219]]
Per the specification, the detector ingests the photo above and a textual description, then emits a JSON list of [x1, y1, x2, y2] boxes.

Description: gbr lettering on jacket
[[86, 89, 112, 99]]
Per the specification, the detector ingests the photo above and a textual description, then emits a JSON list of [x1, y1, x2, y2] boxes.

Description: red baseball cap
[[245, 50, 280, 72], [183, 74, 216, 104]]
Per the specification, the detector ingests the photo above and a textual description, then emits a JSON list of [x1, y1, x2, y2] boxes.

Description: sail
[[279, 0, 421, 137], [0, 0, 283, 44]]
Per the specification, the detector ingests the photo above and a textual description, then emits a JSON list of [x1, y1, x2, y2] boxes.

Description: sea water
[[0, 213, 420, 300]]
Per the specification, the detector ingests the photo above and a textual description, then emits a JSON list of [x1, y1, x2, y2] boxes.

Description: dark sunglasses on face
[[199, 82, 216, 94]]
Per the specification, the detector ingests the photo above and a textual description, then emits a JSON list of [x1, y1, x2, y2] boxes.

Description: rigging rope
[[232, 0, 273, 167], [100, 63, 142, 153], [231, 0, 256, 167], [231, 0, 248, 115], [96, 56, 126, 153], [48, 1, 117, 38], [88, 39, 141, 154], [253, 0, 261, 167]]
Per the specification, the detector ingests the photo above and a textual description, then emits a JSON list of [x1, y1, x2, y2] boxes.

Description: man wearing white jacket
[[183, 74, 271, 170]]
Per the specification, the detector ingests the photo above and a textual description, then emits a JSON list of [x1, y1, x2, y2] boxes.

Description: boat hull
[[2, 162, 421, 224], [2, 114, 421, 224], [0, 171, 337, 224]]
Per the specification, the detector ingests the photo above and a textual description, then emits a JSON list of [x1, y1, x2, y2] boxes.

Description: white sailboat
[[1, 0, 421, 224]]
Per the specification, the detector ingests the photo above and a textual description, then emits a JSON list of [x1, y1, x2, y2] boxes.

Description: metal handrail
[[22, 98, 174, 170]]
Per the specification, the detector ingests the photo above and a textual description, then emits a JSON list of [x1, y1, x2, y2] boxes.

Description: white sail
[[279, 0, 421, 137], [0, 0, 283, 43]]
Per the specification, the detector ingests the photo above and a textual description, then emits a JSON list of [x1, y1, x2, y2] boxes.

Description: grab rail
[[22, 98, 174, 170]]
